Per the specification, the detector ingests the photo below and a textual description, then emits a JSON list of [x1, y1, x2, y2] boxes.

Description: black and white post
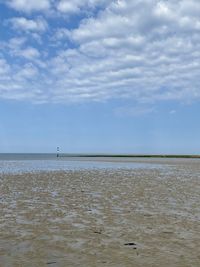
[[57, 146, 60, 158]]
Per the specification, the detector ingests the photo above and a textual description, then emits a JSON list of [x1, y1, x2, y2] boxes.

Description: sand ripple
[[0, 163, 200, 266]]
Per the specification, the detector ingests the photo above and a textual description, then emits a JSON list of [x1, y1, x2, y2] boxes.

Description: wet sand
[[1, 160, 200, 266]]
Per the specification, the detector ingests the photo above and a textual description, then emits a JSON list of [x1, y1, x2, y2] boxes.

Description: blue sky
[[0, 0, 200, 154]]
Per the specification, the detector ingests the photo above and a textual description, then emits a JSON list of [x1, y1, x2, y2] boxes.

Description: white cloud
[[16, 63, 38, 79], [18, 47, 40, 59], [0, 55, 42, 102], [57, 1, 80, 14], [0, 58, 10, 75], [6, 0, 50, 12], [57, 0, 112, 14], [8, 37, 27, 49], [53, 28, 71, 42], [180, 0, 200, 17], [8, 17, 48, 32], [6, 39, 41, 60]]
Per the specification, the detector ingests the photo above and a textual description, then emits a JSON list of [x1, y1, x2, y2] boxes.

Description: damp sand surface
[[0, 160, 200, 266]]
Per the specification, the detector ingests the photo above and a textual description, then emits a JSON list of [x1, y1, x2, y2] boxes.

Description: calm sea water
[[0, 153, 163, 174], [0, 153, 56, 160]]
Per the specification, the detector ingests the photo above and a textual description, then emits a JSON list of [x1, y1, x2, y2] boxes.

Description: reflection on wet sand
[[1, 162, 200, 266]]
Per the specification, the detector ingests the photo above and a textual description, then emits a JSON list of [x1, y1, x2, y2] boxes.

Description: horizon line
[[0, 153, 200, 158]]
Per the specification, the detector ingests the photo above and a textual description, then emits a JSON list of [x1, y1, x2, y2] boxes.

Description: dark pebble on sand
[[124, 243, 136, 246], [94, 230, 102, 234]]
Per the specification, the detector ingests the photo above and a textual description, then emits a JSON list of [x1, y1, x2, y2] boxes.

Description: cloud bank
[[1, 0, 200, 104]]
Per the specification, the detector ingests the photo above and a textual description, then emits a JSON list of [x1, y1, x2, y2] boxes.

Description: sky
[[0, 0, 200, 154]]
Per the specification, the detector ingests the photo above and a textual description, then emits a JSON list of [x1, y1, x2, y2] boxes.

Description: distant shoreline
[[59, 154, 200, 159], [0, 153, 200, 160]]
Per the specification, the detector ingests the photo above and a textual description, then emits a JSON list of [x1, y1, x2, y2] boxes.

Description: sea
[[0, 153, 163, 174]]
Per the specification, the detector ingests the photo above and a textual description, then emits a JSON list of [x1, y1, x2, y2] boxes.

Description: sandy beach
[[1, 159, 200, 267]]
